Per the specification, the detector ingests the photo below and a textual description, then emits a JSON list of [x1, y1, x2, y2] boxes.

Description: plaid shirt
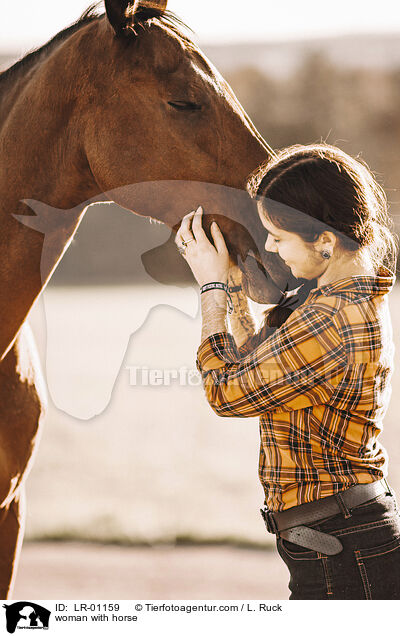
[[196, 265, 396, 512]]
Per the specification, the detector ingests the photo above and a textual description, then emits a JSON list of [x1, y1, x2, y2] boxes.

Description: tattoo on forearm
[[200, 289, 228, 342]]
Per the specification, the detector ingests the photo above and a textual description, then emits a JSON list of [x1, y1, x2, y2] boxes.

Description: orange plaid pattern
[[196, 266, 396, 511]]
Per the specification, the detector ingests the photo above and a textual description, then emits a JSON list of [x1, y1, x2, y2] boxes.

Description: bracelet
[[200, 281, 233, 314]]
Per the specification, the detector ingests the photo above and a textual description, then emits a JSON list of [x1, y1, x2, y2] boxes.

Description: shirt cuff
[[196, 331, 240, 373]]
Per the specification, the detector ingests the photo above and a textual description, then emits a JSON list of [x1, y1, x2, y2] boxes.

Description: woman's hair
[[246, 143, 398, 327]]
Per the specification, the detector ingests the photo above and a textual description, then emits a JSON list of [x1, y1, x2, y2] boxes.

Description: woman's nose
[[264, 234, 278, 253]]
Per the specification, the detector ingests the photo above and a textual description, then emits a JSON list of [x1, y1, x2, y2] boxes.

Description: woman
[[174, 143, 400, 600]]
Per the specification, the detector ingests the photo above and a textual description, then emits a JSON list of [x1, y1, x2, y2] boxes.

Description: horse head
[[79, 0, 297, 301]]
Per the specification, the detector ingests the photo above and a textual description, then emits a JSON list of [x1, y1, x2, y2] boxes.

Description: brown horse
[[0, 0, 293, 597]]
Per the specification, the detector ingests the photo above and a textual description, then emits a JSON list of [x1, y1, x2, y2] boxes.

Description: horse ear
[[105, 0, 137, 35], [105, 1, 168, 36]]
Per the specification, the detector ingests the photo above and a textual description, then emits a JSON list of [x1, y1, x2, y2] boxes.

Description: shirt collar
[[304, 265, 396, 302]]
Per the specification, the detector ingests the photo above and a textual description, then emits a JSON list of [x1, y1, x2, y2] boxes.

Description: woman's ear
[[315, 230, 337, 252], [105, 0, 168, 36]]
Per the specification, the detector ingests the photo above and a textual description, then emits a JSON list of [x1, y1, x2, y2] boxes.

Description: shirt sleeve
[[196, 304, 347, 417], [236, 320, 278, 358]]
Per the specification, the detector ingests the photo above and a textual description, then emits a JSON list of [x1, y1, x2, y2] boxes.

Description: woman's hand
[[175, 206, 230, 287]]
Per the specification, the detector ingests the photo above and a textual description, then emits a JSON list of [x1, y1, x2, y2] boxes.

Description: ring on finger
[[181, 237, 196, 248]]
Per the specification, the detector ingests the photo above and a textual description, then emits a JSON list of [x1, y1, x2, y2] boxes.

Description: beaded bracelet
[[200, 281, 234, 314]]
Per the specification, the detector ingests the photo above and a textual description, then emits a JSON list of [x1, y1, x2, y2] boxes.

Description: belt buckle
[[260, 508, 279, 535]]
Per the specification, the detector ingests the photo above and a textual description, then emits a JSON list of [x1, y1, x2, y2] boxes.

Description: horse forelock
[[123, 8, 193, 44], [116, 10, 209, 77]]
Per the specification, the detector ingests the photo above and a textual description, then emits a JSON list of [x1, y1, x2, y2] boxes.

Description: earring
[[321, 249, 331, 259]]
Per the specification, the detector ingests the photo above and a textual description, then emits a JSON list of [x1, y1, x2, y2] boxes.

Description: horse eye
[[168, 101, 202, 112]]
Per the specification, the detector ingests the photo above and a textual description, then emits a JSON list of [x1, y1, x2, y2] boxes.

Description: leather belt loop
[[334, 492, 352, 519]]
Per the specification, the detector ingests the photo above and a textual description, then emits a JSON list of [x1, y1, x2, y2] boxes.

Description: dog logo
[[3, 602, 51, 633]]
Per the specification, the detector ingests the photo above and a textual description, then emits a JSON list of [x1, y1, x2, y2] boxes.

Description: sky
[[1, 0, 400, 54]]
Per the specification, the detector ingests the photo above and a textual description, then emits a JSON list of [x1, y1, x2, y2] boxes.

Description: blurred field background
[[2, 0, 400, 598]]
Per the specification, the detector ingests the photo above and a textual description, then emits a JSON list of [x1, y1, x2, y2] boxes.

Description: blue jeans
[[276, 487, 400, 599]]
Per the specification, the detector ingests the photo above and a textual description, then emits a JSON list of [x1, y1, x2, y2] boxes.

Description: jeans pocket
[[277, 536, 321, 561], [354, 535, 400, 599]]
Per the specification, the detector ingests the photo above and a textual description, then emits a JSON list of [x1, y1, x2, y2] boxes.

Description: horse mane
[[0, 5, 101, 85], [0, 2, 193, 86]]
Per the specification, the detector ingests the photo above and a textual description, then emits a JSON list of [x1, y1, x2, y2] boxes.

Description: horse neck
[[0, 55, 100, 209], [0, 33, 101, 360]]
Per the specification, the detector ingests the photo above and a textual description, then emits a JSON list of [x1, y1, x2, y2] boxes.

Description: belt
[[261, 478, 392, 556]]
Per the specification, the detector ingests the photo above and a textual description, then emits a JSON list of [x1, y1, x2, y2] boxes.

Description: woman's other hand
[[175, 206, 230, 287]]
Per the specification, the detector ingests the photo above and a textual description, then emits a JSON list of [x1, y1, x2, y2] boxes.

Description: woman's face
[[257, 204, 323, 280]]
